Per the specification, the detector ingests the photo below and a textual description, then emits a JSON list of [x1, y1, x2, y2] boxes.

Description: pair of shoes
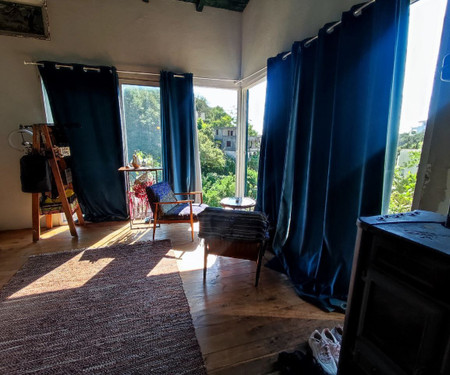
[[322, 328, 340, 366], [308, 330, 338, 375], [331, 325, 343, 344]]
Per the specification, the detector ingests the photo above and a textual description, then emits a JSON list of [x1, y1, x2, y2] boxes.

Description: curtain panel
[[258, 0, 409, 312], [255, 53, 294, 228], [39, 62, 127, 222], [160, 71, 200, 194]]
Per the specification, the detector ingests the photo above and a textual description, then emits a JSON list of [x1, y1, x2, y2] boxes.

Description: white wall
[[0, 0, 241, 230], [241, 0, 358, 78]]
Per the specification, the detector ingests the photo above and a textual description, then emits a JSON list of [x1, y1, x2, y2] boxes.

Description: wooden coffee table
[[220, 197, 256, 210]]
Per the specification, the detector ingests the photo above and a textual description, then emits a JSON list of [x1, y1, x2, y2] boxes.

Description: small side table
[[118, 166, 163, 229], [220, 197, 256, 210]]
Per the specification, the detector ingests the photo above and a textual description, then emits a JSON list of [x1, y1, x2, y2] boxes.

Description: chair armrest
[[174, 192, 203, 204], [154, 200, 193, 205], [172, 199, 194, 204]]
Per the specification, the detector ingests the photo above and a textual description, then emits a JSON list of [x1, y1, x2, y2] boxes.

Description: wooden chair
[[198, 207, 269, 286], [146, 182, 207, 241]]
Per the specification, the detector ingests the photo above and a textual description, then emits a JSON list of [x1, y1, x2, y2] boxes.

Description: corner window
[[194, 86, 238, 207]]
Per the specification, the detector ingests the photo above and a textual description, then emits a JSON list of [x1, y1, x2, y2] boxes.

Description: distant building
[[213, 127, 262, 157], [214, 127, 237, 152], [248, 136, 261, 155]]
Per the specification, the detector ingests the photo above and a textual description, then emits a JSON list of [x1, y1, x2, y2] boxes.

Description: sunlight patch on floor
[[7, 252, 114, 299], [87, 224, 131, 249], [172, 241, 218, 273], [146, 250, 179, 276], [39, 226, 71, 239]]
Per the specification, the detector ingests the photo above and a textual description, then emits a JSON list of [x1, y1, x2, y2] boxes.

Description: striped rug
[[0, 240, 206, 374]]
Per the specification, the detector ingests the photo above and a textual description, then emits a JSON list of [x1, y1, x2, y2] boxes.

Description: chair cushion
[[163, 203, 208, 220], [146, 182, 178, 215], [159, 190, 178, 214], [198, 207, 269, 241]]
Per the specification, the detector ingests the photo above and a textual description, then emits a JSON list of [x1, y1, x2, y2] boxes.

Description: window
[[388, 0, 447, 213], [246, 80, 266, 199], [121, 84, 162, 168], [194, 86, 238, 207]]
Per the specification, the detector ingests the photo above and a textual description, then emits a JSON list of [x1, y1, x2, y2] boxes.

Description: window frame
[[238, 75, 267, 197], [118, 75, 161, 167], [118, 72, 266, 199]]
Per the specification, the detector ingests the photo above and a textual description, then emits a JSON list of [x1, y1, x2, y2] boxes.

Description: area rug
[[0, 240, 206, 374]]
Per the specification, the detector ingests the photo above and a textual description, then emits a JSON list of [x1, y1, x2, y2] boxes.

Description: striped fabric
[[198, 207, 269, 241]]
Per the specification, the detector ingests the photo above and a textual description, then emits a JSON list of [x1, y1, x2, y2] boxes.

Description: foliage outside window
[[196, 96, 260, 207], [122, 85, 162, 169], [388, 132, 424, 213]]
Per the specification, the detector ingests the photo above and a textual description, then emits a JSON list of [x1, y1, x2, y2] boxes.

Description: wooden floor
[[0, 221, 344, 374]]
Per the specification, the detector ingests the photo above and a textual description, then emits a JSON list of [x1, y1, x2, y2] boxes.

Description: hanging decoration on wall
[[0, 0, 49, 40]]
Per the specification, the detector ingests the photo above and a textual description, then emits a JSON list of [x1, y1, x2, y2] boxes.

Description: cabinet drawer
[[354, 269, 449, 374], [370, 235, 450, 301]]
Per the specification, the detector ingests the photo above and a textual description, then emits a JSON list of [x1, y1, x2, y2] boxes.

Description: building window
[[226, 141, 231, 147]]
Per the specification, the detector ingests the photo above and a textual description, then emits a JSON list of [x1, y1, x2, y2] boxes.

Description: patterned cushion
[[159, 190, 178, 214], [146, 182, 178, 215]]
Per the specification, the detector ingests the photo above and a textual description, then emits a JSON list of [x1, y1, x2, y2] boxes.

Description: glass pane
[[121, 84, 162, 222], [121, 84, 162, 168], [246, 80, 266, 199], [389, 0, 447, 213], [194, 86, 238, 207]]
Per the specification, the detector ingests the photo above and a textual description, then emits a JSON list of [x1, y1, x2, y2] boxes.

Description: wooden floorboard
[[0, 221, 344, 374]]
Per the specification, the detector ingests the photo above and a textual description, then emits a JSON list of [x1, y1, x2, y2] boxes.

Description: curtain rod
[[24, 61, 238, 83], [281, 0, 375, 60], [234, 66, 267, 85]]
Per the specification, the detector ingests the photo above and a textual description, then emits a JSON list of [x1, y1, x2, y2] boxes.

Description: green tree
[[248, 123, 259, 136], [389, 149, 421, 214], [195, 96, 211, 118], [247, 153, 259, 172], [397, 132, 425, 151], [198, 131, 226, 174], [123, 86, 161, 165], [246, 169, 258, 199], [203, 174, 236, 207]]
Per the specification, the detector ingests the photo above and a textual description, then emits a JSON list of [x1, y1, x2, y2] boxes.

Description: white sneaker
[[331, 325, 343, 344], [308, 330, 337, 375], [321, 328, 341, 366]]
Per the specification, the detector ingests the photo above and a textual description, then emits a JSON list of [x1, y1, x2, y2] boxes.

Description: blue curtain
[[255, 53, 294, 228], [160, 71, 198, 194], [258, 0, 409, 312], [39, 62, 127, 222]]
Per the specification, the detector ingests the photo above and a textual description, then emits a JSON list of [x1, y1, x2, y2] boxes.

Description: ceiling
[[143, 0, 250, 12]]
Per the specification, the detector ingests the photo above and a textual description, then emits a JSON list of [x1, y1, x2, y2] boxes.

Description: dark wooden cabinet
[[338, 211, 450, 375]]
